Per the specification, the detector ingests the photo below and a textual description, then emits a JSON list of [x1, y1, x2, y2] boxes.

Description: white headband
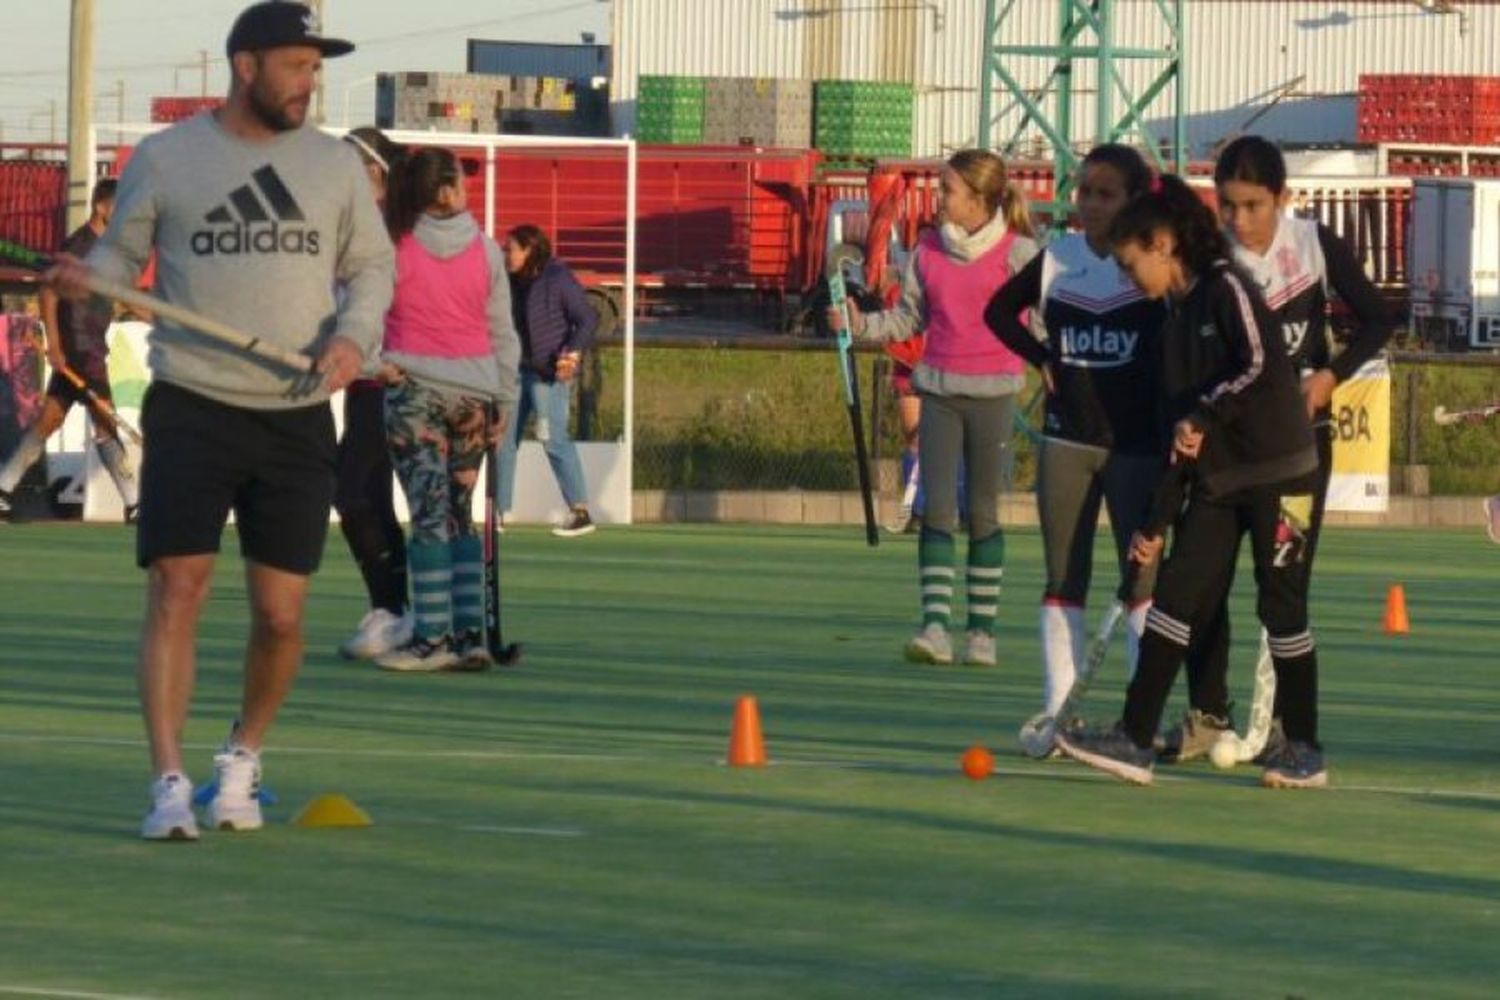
[[343, 133, 389, 175]]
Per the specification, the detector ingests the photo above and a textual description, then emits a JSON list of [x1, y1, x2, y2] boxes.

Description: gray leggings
[[1036, 437, 1163, 605], [917, 392, 1015, 538]]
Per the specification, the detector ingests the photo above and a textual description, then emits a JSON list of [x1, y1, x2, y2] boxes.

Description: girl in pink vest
[[375, 147, 520, 672], [834, 149, 1039, 666]]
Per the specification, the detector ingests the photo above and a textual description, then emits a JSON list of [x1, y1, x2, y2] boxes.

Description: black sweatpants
[[334, 382, 407, 615], [1122, 478, 1321, 749], [1180, 429, 1333, 719]]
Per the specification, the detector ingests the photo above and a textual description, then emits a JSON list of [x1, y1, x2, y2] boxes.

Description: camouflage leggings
[[384, 379, 491, 544]]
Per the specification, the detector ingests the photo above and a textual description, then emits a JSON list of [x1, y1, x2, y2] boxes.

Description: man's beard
[[248, 79, 307, 133]]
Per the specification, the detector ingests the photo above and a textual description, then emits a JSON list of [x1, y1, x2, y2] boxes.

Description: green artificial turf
[[1, 523, 1496, 999]]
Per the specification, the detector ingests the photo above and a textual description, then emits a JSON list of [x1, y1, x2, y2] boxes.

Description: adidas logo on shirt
[[191, 165, 321, 257]]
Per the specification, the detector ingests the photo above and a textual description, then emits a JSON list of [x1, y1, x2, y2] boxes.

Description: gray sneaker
[[1056, 721, 1155, 785], [962, 629, 997, 667], [1251, 718, 1289, 766], [1260, 739, 1328, 789], [904, 622, 953, 665], [1158, 708, 1235, 764]]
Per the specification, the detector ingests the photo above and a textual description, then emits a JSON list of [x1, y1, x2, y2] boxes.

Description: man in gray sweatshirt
[[44, 2, 394, 841]]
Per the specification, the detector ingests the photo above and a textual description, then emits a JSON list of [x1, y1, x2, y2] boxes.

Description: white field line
[[0, 987, 166, 1000], [4, 732, 1499, 802]]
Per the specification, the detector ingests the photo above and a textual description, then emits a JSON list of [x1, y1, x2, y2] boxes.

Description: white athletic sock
[[0, 428, 46, 493], [1125, 602, 1151, 681], [95, 436, 139, 507], [1041, 602, 1086, 715]]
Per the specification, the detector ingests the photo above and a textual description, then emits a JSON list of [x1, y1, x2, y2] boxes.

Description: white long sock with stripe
[[1041, 602, 1085, 715], [0, 428, 45, 493]]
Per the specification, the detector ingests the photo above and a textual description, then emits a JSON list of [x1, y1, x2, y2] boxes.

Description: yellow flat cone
[[292, 793, 372, 828]]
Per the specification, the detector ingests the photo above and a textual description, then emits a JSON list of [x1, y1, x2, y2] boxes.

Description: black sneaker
[[0, 488, 13, 522], [1251, 718, 1289, 766], [1260, 739, 1327, 789], [552, 508, 595, 538], [451, 629, 493, 672], [1056, 721, 1156, 785], [1158, 708, 1235, 764], [124, 504, 140, 525]]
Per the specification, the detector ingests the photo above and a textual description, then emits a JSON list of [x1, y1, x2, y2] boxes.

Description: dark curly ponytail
[[1107, 173, 1227, 277]]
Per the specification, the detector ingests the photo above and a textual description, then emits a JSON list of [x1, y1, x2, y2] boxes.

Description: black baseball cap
[[226, 2, 355, 59]]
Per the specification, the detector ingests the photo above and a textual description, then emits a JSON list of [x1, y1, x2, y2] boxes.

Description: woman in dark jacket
[[498, 225, 599, 536]]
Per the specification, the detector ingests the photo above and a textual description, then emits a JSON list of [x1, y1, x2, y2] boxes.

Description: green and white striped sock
[[408, 539, 453, 641], [966, 530, 1005, 634], [451, 534, 484, 634], [918, 528, 956, 629]]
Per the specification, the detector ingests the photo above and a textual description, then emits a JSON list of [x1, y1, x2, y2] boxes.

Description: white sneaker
[[141, 772, 199, 841], [904, 623, 953, 665], [963, 629, 997, 667], [339, 608, 413, 660], [375, 633, 459, 672], [208, 744, 264, 832]]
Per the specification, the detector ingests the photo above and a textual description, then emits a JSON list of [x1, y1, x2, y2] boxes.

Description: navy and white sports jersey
[[1035, 233, 1167, 453], [1229, 216, 1392, 427]]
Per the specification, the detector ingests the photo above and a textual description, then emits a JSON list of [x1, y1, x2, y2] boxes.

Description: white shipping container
[[1408, 178, 1500, 349], [610, 0, 1500, 159]]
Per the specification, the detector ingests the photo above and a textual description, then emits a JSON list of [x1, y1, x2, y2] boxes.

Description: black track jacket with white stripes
[[1158, 259, 1318, 502]]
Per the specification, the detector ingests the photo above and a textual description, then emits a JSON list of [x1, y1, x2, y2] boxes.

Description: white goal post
[[67, 124, 638, 527]]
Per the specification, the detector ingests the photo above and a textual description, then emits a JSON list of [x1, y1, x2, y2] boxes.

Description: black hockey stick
[[827, 267, 879, 546], [483, 407, 522, 667]]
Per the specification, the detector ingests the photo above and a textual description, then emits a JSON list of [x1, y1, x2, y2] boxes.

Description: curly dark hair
[[1107, 173, 1227, 277]]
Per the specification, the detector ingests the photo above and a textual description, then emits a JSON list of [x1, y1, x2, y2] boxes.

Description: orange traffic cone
[[1384, 583, 1410, 635], [727, 695, 767, 767]]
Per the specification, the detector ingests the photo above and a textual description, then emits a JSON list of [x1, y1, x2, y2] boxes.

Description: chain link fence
[[548, 338, 1500, 500]]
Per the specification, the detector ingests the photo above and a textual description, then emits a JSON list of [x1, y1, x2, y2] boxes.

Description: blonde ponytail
[[1000, 181, 1034, 238]]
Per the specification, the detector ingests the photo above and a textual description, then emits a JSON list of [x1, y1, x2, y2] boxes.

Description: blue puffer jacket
[[510, 258, 598, 382]]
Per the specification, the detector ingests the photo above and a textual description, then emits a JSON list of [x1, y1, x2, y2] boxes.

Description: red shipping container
[[150, 96, 224, 123]]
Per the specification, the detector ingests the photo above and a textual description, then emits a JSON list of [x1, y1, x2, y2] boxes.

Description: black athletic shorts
[[136, 381, 336, 574], [44, 350, 110, 408]]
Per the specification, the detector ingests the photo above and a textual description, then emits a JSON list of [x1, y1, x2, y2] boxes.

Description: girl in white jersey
[[1158, 136, 1393, 767], [985, 144, 1168, 752]]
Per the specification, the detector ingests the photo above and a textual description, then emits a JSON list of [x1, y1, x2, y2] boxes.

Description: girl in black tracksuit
[[1056, 174, 1325, 788], [1160, 136, 1394, 759]]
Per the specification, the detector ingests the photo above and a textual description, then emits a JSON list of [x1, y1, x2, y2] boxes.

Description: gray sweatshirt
[[87, 113, 395, 410], [380, 212, 520, 406]]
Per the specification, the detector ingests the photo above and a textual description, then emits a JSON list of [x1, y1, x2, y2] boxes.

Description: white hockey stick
[[1209, 630, 1276, 767], [1433, 403, 1500, 427], [1018, 600, 1126, 757]]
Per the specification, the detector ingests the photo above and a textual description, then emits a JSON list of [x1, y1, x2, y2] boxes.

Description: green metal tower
[[978, 0, 1187, 222]]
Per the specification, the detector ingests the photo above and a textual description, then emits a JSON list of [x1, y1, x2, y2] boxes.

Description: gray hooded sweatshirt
[[379, 212, 520, 407]]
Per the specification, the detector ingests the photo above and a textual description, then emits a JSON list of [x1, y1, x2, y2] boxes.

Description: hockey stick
[[0, 239, 318, 376], [482, 410, 522, 667], [827, 267, 879, 547], [1222, 632, 1276, 764], [56, 363, 142, 446], [1433, 403, 1500, 426], [1017, 458, 1192, 757]]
